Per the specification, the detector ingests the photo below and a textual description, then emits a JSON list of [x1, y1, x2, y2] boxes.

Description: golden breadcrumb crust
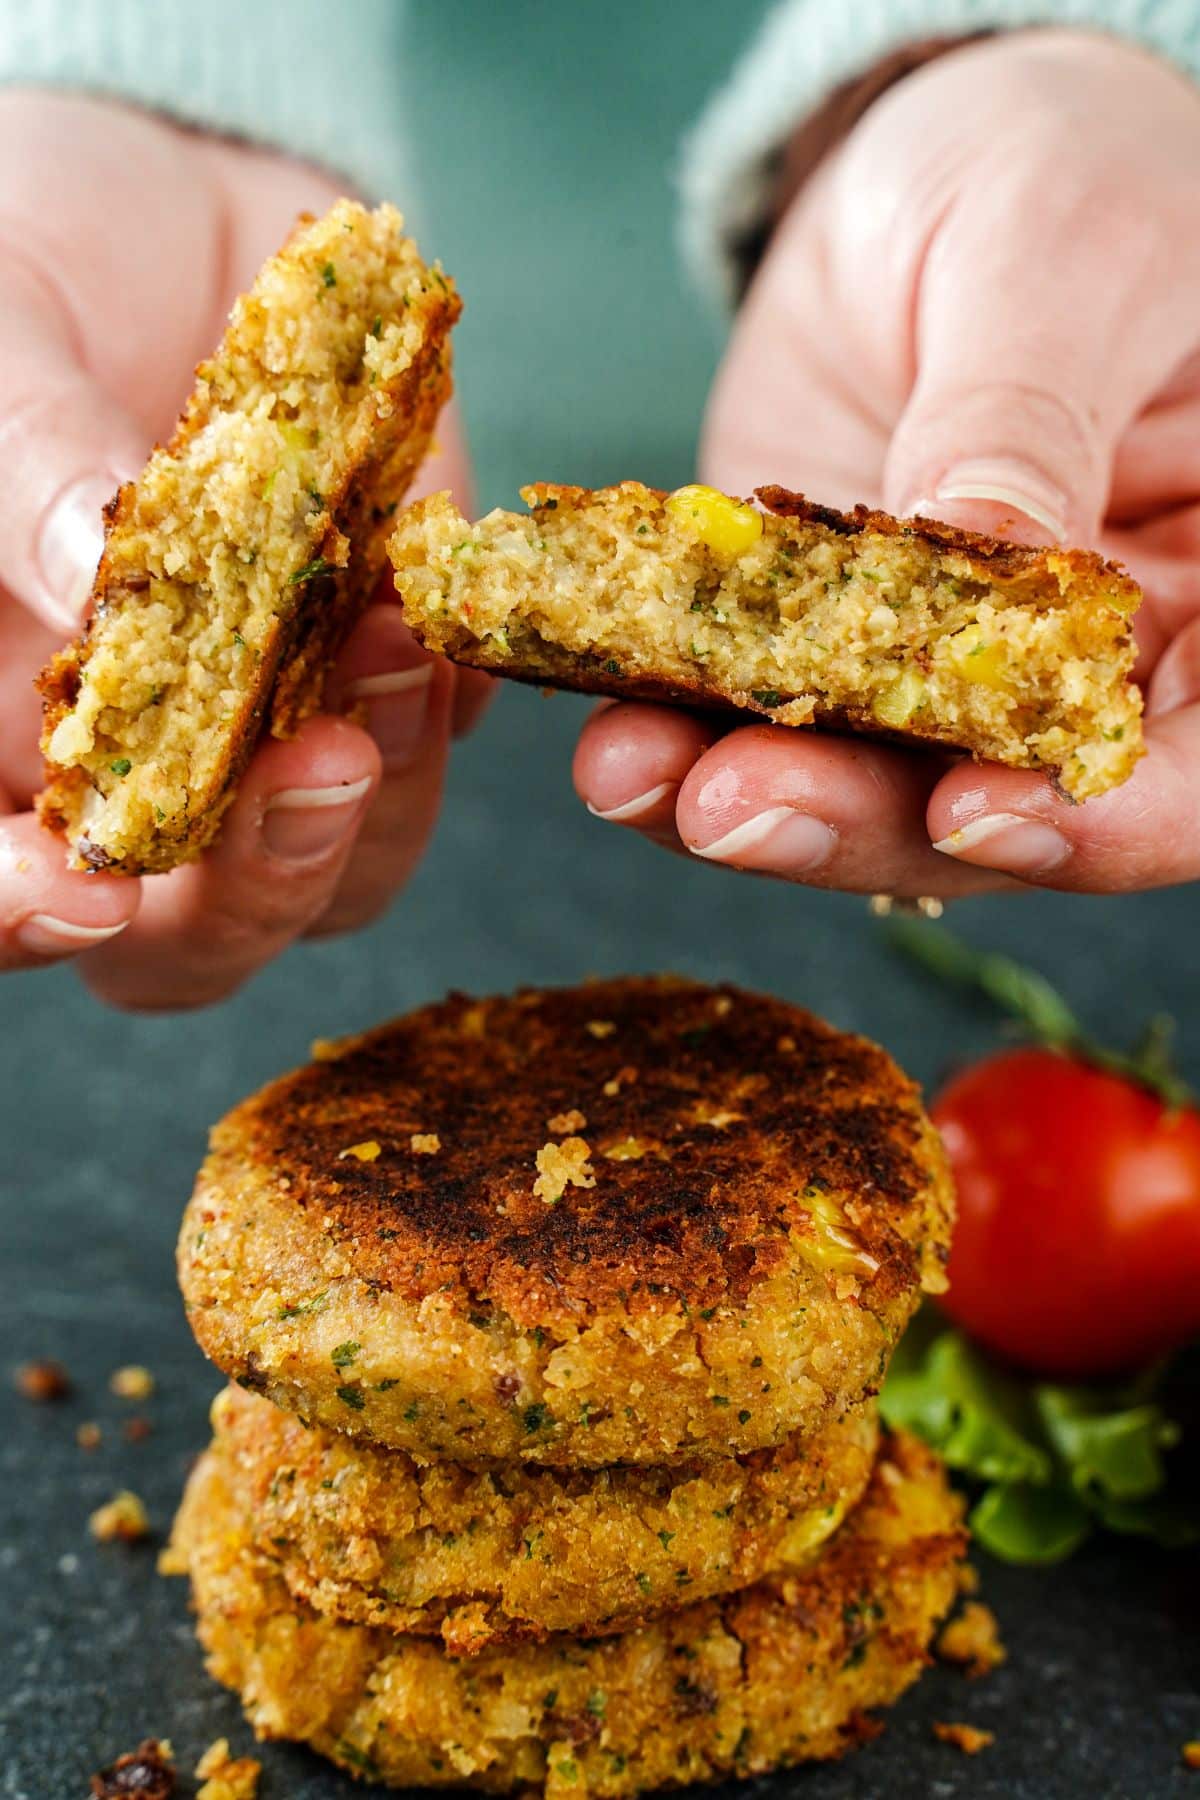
[[39, 200, 459, 874], [178, 978, 954, 1465], [390, 481, 1142, 800], [209, 1383, 879, 1651], [164, 1428, 966, 1796]]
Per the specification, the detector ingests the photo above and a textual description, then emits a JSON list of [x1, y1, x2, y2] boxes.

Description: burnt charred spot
[[547, 1709, 602, 1747], [674, 1676, 719, 1717], [78, 838, 116, 872], [238, 978, 943, 1322], [90, 1739, 176, 1798]]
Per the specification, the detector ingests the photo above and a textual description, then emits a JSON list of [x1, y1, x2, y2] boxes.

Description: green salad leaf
[[881, 1313, 1197, 1563]]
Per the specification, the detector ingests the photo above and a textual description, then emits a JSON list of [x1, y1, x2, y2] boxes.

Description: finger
[[672, 726, 1010, 899], [0, 260, 146, 634], [81, 717, 379, 1009], [308, 604, 454, 937], [0, 809, 138, 973], [927, 630, 1200, 892], [573, 702, 724, 848], [881, 130, 1200, 546]]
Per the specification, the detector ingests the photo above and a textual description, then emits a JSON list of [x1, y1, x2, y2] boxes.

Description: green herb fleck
[[586, 1691, 607, 1718], [522, 1402, 553, 1434], [369, 314, 383, 337], [321, 261, 337, 288], [277, 1291, 328, 1320], [751, 689, 782, 708], [403, 1401, 420, 1422], [232, 630, 247, 650], [635, 1572, 652, 1594], [657, 1529, 675, 1549], [710, 1394, 730, 1407], [336, 1385, 365, 1411], [331, 1341, 360, 1369], [376, 1379, 399, 1392], [738, 1409, 752, 1424], [555, 1760, 579, 1784], [109, 758, 132, 777], [288, 557, 335, 586]]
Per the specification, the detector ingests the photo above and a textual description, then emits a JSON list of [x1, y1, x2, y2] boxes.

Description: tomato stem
[[888, 919, 1194, 1111]]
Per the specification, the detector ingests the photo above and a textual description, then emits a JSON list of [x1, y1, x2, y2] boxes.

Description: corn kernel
[[666, 484, 763, 559], [872, 668, 928, 727], [796, 1189, 880, 1278], [950, 631, 1009, 690]]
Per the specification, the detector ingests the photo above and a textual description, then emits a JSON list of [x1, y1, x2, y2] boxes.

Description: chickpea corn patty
[[390, 481, 1142, 800], [39, 200, 459, 874], [179, 978, 953, 1465], [165, 1427, 965, 1797], [209, 1383, 879, 1652]]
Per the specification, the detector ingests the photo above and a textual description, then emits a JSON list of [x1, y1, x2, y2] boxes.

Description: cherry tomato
[[933, 1046, 1200, 1378]]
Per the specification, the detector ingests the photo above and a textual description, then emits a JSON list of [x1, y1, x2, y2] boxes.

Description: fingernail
[[346, 665, 434, 768], [262, 775, 373, 863], [17, 914, 129, 958], [690, 806, 836, 872], [35, 472, 120, 633], [915, 459, 1068, 542], [933, 813, 1070, 874], [587, 782, 677, 823]]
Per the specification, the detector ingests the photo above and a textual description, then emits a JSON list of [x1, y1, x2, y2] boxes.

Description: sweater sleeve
[[681, 0, 1200, 307], [0, 0, 419, 213]]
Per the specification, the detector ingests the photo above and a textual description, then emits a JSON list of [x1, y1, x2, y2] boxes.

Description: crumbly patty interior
[[390, 482, 1142, 800], [210, 1384, 879, 1651], [179, 978, 953, 1465], [40, 201, 457, 872], [165, 1429, 965, 1796]]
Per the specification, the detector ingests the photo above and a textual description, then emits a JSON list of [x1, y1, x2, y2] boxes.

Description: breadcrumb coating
[[165, 1428, 966, 1796]]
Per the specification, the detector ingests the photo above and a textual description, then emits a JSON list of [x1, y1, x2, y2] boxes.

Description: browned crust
[[194, 977, 950, 1324], [37, 215, 459, 876]]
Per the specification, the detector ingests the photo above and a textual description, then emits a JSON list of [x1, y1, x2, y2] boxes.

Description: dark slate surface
[[2, 4, 1198, 1795]]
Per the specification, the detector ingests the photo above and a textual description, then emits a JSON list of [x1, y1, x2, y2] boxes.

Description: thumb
[[0, 262, 146, 634], [881, 183, 1197, 547]]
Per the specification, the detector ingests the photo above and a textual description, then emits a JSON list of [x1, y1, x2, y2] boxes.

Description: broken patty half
[[390, 480, 1142, 800], [39, 200, 459, 874]]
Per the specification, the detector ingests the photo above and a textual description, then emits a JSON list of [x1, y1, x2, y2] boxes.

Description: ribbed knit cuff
[[681, 0, 1200, 308], [0, 0, 420, 218]]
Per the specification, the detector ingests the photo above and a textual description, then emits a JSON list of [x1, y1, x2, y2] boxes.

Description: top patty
[[179, 978, 953, 1465], [389, 480, 1142, 800], [39, 200, 459, 874]]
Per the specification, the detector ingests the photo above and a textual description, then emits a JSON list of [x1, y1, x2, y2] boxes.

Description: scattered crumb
[[90, 1490, 150, 1543], [124, 1415, 154, 1442], [195, 1737, 262, 1800], [933, 1722, 994, 1755], [585, 1019, 616, 1039], [534, 1136, 596, 1202], [90, 1738, 175, 1797], [833, 1274, 861, 1301], [77, 1422, 103, 1450], [602, 1136, 647, 1162], [938, 1602, 1007, 1679], [547, 1108, 587, 1134], [310, 1036, 342, 1060], [15, 1359, 71, 1401], [338, 1139, 381, 1162], [957, 1562, 981, 1595], [1184, 1742, 1200, 1770], [602, 1064, 638, 1097], [110, 1364, 155, 1401], [410, 1132, 441, 1154]]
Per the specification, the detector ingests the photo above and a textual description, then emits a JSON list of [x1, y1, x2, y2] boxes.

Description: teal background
[[2, 8, 1198, 1797]]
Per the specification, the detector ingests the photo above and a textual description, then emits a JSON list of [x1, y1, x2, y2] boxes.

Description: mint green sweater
[[5, 0, 1200, 302]]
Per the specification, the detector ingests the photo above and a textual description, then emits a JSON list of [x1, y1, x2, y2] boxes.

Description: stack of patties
[[166, 977, 967, 1793]]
